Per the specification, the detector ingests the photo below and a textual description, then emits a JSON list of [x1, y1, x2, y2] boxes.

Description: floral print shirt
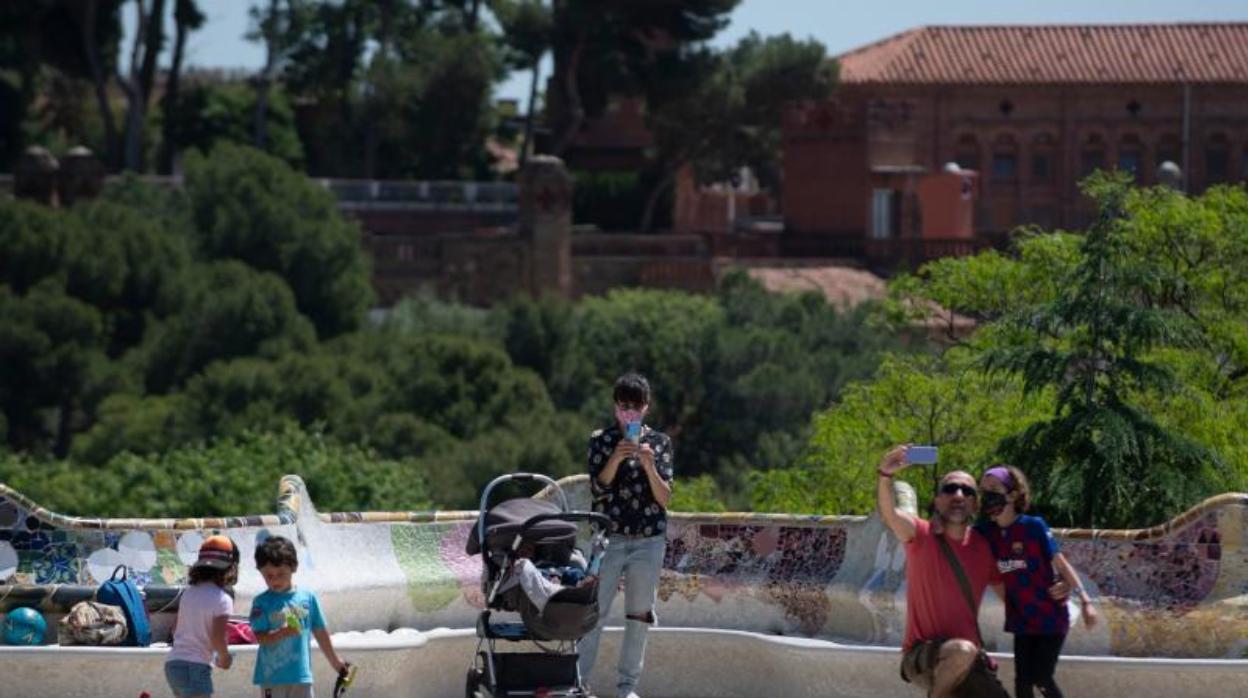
[[587, 423, 674, 538]]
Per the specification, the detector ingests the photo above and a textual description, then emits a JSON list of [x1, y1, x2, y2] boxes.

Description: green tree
[[549, 288, 723, 440], [640, 32, 837, 231], [141, 261, 316, 393], [0, 282, 111, 456], [691, 272, 898, 478], [669, 473, 726, 512], [494, 0, 552, 166], [2, 427, 433, 518], [751, 353, 1047, 515], [882, 177, 1248, 527], [182, 143, 373, 337], [271, 0, 506, 178], [383, 291, 503, 343], [0, 196, 188, 455], [0, 1, 125, 168], [158, 0, 206, 173], [984, 175, 1221, 527], [546, 0, 740, 158], [394, 31, 504, 178], [163, 80, 304, 167]]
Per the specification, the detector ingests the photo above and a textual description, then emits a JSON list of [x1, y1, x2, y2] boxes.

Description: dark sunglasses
[[940, 483, 978, 497]]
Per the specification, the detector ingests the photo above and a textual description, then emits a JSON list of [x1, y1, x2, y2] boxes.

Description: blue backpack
[[95, 565, 151, 647]]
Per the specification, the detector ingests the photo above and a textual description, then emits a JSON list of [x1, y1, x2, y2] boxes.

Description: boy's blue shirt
[[248, 588, 326, 686]]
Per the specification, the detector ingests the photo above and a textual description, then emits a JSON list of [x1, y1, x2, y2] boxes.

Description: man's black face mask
[[981, 490, 1008, 516]]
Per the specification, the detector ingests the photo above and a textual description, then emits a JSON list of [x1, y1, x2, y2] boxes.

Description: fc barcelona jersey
[[975, 515, 1070, 635]]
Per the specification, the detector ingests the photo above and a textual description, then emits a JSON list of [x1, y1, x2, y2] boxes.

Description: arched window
[[1080, 134, 1106, 178], [991, 134, 1019, 180], [1030, 133, 1056, 182], [954, 134, 981, 171], [1206, 134, 1230, 184], [1117, 134, 1144, 181]]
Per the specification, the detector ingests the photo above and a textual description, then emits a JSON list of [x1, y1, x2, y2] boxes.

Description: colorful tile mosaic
[[1, 476, 1245, 659]]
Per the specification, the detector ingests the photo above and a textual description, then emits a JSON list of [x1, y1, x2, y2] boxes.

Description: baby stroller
[[465, 473, 609, 698]]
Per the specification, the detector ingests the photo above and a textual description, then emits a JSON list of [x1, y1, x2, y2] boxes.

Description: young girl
[[165, 535, 239, 698], [975, 465, 1099, 698]]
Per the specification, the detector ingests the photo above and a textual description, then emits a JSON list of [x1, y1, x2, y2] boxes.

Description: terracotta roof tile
[[837, 24, 1248, 85]]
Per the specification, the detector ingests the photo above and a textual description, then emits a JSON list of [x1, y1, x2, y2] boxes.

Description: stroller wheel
[[465, 667, 488, 698]]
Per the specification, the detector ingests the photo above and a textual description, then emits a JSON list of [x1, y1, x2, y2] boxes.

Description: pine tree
[[985, 173, 1220, 527]]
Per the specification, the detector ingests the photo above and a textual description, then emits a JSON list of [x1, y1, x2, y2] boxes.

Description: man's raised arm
[[877, 445, 917, 543]]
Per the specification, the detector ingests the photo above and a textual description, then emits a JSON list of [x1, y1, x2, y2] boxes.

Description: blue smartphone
[[906, 446, 938, 465], [625, 421, 642, 443]]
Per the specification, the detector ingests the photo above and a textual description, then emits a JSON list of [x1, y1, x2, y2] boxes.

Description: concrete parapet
[[1, 627, 1245, 697], [0, 475, 1245, 663]]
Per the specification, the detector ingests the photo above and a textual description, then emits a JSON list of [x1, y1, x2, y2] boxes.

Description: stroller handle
[[478, 473, 570, 553], [517, 511, 611, 540]]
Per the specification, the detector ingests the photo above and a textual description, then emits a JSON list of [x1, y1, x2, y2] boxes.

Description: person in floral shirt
[[577, 372, 673, 698]]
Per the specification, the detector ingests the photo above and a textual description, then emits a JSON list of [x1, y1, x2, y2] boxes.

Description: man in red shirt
[[877, 445, 1004, 698]]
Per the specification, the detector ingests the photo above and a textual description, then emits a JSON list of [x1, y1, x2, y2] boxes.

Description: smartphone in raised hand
[[905, 446, 938, 465], [624, 422, 642, 468]]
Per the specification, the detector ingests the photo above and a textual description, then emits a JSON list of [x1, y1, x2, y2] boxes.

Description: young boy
[[248, 535, 347, 698]]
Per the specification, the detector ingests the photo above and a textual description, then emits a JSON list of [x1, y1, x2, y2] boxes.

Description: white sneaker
[[618, 692, 640, 698]]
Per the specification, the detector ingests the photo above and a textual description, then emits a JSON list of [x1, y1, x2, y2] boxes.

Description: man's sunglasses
[[939, 483, 978, 497]]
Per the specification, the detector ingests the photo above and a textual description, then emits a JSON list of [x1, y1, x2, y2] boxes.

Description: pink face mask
[[615, 407, 646, 426]]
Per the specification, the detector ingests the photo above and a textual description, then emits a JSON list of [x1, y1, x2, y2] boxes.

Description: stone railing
[[321, 179, 518, 212]]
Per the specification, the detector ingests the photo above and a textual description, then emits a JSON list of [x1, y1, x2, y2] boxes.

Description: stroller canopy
[[466, 498, 578, 556]]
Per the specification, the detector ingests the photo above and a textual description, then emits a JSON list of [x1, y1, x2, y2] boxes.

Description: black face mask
[[981, 491, 1008, 517]]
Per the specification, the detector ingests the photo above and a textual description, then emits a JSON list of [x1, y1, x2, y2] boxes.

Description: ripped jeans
[[577, 533, 666, 697]]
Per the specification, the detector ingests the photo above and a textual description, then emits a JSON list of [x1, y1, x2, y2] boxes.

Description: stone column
[[59, 146, 106, 207], [518, 155, 573, 297], [14, 146, 60, 206]]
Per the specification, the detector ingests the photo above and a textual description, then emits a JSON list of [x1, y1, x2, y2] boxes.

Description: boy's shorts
[[165, 659, 213, 697], [900, 639, 944, 689], [261, 685, 314, 698]]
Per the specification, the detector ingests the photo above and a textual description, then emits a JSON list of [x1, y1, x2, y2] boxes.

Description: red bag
[[226, 619, 257, 645]]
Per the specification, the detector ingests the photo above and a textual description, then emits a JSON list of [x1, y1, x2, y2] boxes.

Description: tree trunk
[[466, 0, 481, 31], [550, 29, 586, 158], [54, 399, 74, 459], [640, 167, 679, 233], [253, 0, 279, 151], [114, 0, 168, 171], [137, 0, 167, 112], [159, 0, 194, 173], [118, 0, 148, 171], [81, 0, 120, 168], [519, 61, 541, 167]]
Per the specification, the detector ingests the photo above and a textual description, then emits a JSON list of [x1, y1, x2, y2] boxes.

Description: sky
[[127, 0, 1248, 108]]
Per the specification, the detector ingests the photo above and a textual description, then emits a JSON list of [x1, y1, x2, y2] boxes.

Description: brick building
[[783, 24, 1248, 254]]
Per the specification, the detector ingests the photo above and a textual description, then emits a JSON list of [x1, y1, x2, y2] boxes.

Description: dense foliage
[[754, 176, 1248, 528], [0, 144, 900, 515], [0, 428, 432, 518]]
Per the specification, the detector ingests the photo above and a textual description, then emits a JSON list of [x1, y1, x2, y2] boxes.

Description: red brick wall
[[784, 83, 1248, 238], [782, 102, 869, 236]]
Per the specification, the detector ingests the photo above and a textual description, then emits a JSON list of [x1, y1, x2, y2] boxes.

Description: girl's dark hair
[[254, 535, 299, 569], [613, 372, 651, 406], [188, 565, 231, 587]]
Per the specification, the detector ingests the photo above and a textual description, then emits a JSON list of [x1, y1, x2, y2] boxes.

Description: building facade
[[784, 24, 1248, 251]]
